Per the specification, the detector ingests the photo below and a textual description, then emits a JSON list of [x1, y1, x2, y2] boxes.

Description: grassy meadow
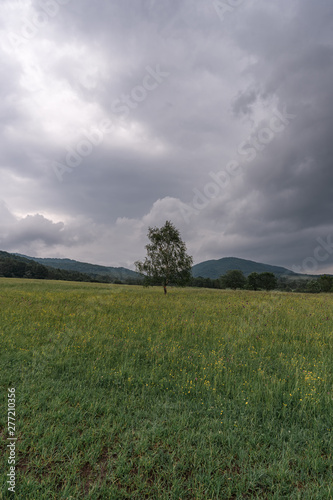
[[0, 278, 332, 499]]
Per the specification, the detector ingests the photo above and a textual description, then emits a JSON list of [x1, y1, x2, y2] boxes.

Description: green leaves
[[220, 270, 246, 290], [135, 221, 193, 292]]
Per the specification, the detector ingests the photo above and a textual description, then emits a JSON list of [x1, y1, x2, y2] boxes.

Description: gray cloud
[[0, 0, 333, 273]]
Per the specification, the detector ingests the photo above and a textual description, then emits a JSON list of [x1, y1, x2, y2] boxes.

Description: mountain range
[[14, 255, 138, 280], [14, 254, 296, 280], [191, 257, 296, 279]]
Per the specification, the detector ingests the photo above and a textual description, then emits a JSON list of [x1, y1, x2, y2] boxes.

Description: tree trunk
[[164, 284, 167, 294]]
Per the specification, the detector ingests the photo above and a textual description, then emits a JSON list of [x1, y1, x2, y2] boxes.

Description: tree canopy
[[220, 269, 246, 289], [247, 272, 260, 291], [135, 221, 193, 294], [258, 272, 278, 291]]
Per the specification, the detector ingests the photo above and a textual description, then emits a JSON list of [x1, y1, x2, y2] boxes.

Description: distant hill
[[2, 251, 323, 288], [0, 250, 94, 282], [192, 257, 296, 279], [12, 254, 299, 281], [15, 255, 140, 280]]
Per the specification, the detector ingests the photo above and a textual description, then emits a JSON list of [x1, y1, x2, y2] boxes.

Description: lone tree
[[135, 221, 193, 294]]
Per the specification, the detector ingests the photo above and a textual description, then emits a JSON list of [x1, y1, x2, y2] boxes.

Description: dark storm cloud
[[0, 213, 97, 249], [189, 0, 333, 272], [0, 0, 333, 271]]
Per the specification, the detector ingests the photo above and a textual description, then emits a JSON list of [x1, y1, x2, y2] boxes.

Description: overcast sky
[[1, 0, 333, 273]]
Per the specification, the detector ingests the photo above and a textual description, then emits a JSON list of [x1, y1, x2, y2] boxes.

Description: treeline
[[1, 251, 332, 293], [89, 275, 143, 285], [189, 271, 277, 290], [0, 256, 95, 282], [189, 270, 333, 293], [0, 254, 143, 284]]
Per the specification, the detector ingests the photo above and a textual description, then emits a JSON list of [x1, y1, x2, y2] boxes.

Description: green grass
[[0, 278, 332, 499]]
